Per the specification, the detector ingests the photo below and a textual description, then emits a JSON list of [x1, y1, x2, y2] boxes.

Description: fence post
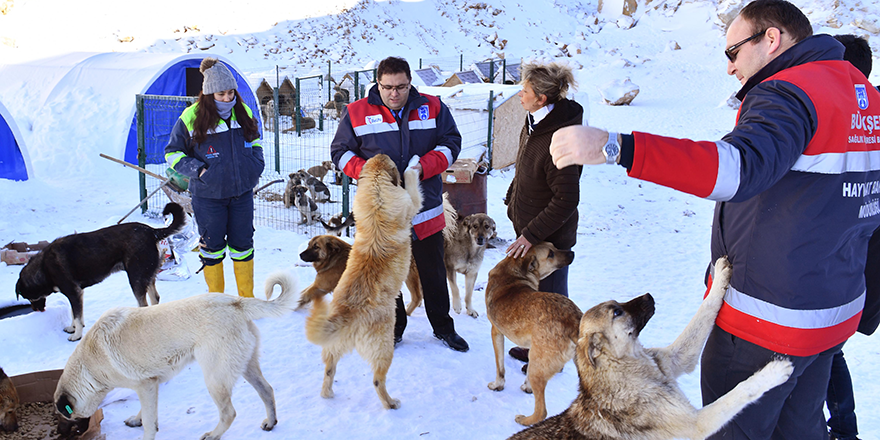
[[502, 58, 507, 84], [460, 54, 463, 71], [487, 90, 494, 171], [272, 87, 281, 173], [327, 60, 332, 103], [295, 77, 302, 136], [354, 73, 359, 100], [489, 61, 495, 84], [419, 58, 422, 69], [136, 94, 148, 213]]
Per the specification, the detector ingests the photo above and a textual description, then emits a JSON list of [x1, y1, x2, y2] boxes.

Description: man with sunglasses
[[548, 0, 880, 438], [331, 56, 469, 352]]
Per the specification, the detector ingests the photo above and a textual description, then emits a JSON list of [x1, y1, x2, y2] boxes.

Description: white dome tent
[[0, 99, 31, 181], [0, 52, 259, 183]]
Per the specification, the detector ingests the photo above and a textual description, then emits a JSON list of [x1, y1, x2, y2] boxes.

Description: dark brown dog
[[0, 368, 19, 432], [298, 234, 421, 311], [15, 203, 185, 341], [485, 242, 580, 426]]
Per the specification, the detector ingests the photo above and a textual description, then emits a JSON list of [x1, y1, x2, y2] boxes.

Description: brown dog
[[508, 257, 794, 439], [307, 161, 334, 182], [407, 195, 495, 318], [0, 368, 19, 432], [297, 234, 421, 311], [485, 242, 581, 426], [305, 154, 422, 410]]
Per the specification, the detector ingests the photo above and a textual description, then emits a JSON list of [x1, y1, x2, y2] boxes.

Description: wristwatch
[[602, 132, 620, 165]]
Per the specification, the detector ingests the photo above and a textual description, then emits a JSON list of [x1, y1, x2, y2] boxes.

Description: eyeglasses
[[724, 30, 766, 62], [378, 82, 410, 93]]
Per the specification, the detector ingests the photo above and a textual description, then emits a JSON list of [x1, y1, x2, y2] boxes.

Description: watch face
[[605, 143, 619, 157]]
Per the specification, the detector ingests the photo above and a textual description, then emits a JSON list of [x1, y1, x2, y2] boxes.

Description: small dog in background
[[291, 170, 332, 203], [407, 194, 496, 318], [307, 161, 335, 182], [508, 257, 794, 439], [293, 185, 321, 225], [319, 212, 355, 236], [0, 368, 19, 432]]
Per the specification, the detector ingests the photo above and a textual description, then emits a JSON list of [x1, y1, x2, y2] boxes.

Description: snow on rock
[[598, 77, 640, 106]]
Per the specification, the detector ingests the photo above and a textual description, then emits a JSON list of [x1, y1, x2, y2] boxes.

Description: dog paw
[[321, 388, 335, 399], [488, 380, 505, 391], [384, 398, 401, 410], [200, 433, 220, 440], [515, 414, 542, 426], [467, 308, 479, 318], [261, 418, 277, 431], [67, 332, 82, 342], [63, 325, 75, 333], [757, 359, 794, 388], [124, 415, 143, 427], [453, 302, 462, 314], [520, 382, 533, 394], [714, 256, 732, 286]]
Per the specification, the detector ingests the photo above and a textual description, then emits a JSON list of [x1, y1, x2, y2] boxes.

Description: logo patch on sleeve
[[418, 105, 430, 121], [856, 84, 870, 110]]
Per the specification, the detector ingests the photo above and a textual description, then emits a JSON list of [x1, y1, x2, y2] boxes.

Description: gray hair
[[520, 62, 577, 104]]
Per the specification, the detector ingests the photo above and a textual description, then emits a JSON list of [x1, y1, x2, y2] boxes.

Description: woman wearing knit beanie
[[164, 57, 264, 297]]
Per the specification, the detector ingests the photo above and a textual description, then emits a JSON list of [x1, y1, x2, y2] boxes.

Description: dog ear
[[587, 332, 606, 369], [526, 254, 539, 274]]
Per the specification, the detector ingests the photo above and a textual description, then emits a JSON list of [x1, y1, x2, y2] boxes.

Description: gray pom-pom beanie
[[201, 58, 237, 94]]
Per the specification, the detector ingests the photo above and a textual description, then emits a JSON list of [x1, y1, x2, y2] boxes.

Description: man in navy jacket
[[549, 1, 880, 438], [330, 56, 469, 352]]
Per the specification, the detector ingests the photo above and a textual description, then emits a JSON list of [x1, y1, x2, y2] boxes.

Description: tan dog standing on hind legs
[[508, 257, 794, 440], [305, 154, 422, 410], [485, 242, 581, 426]]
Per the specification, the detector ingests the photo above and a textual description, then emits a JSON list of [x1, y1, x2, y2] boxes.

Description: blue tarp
[[0, 107, 27, 181]]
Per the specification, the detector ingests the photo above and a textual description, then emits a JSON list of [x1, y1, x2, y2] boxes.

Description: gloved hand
[[406, 155, 420, 171]]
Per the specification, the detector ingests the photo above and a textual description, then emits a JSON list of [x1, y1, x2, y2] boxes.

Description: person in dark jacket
[[504, 62, 583, 365], [548, 1, 880, 438], [165, 57, 264, 298], [330, 56, 469, 352], [825, 33, 876, 440]]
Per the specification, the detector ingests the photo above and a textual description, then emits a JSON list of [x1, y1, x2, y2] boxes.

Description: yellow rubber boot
[[233, 259, 255, 298], [203, 262, 225, 293]]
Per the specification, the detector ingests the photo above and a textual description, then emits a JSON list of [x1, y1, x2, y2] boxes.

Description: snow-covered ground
[[1, 0, 879, 439]]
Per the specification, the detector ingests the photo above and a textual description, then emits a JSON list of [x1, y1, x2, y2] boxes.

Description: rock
[[598, 78, 640, 106]]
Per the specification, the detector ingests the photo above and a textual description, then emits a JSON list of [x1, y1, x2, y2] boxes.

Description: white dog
[[54, 271, 298, 440]]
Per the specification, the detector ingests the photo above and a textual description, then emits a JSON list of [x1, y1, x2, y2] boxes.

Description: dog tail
[[241, 270, 300, 320], [441, 192, 458, 242], [304, 295, 341, 346], [154, 202, 186, 241], [239, 271, 299, 319]]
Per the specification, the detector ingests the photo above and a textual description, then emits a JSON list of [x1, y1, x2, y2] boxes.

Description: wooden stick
[[99, 153, 167, 182]]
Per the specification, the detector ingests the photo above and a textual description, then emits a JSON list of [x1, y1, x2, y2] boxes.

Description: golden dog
[[407, 194, 495, 318], [0, 368, 19, 432], [305, 154, 422, 410], [485, 242, 581, 425], [509, 257, 794, 439], [297, 234, 421, 311]]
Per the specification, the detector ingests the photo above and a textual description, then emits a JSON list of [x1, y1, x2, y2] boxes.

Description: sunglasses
[[725, 30, 766, 62]]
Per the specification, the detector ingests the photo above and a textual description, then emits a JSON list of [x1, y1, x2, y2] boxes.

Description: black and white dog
[[14, 203, 186, 341]]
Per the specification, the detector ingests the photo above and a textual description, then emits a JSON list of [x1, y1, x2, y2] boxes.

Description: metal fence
[[136, 62, 506, 235]]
